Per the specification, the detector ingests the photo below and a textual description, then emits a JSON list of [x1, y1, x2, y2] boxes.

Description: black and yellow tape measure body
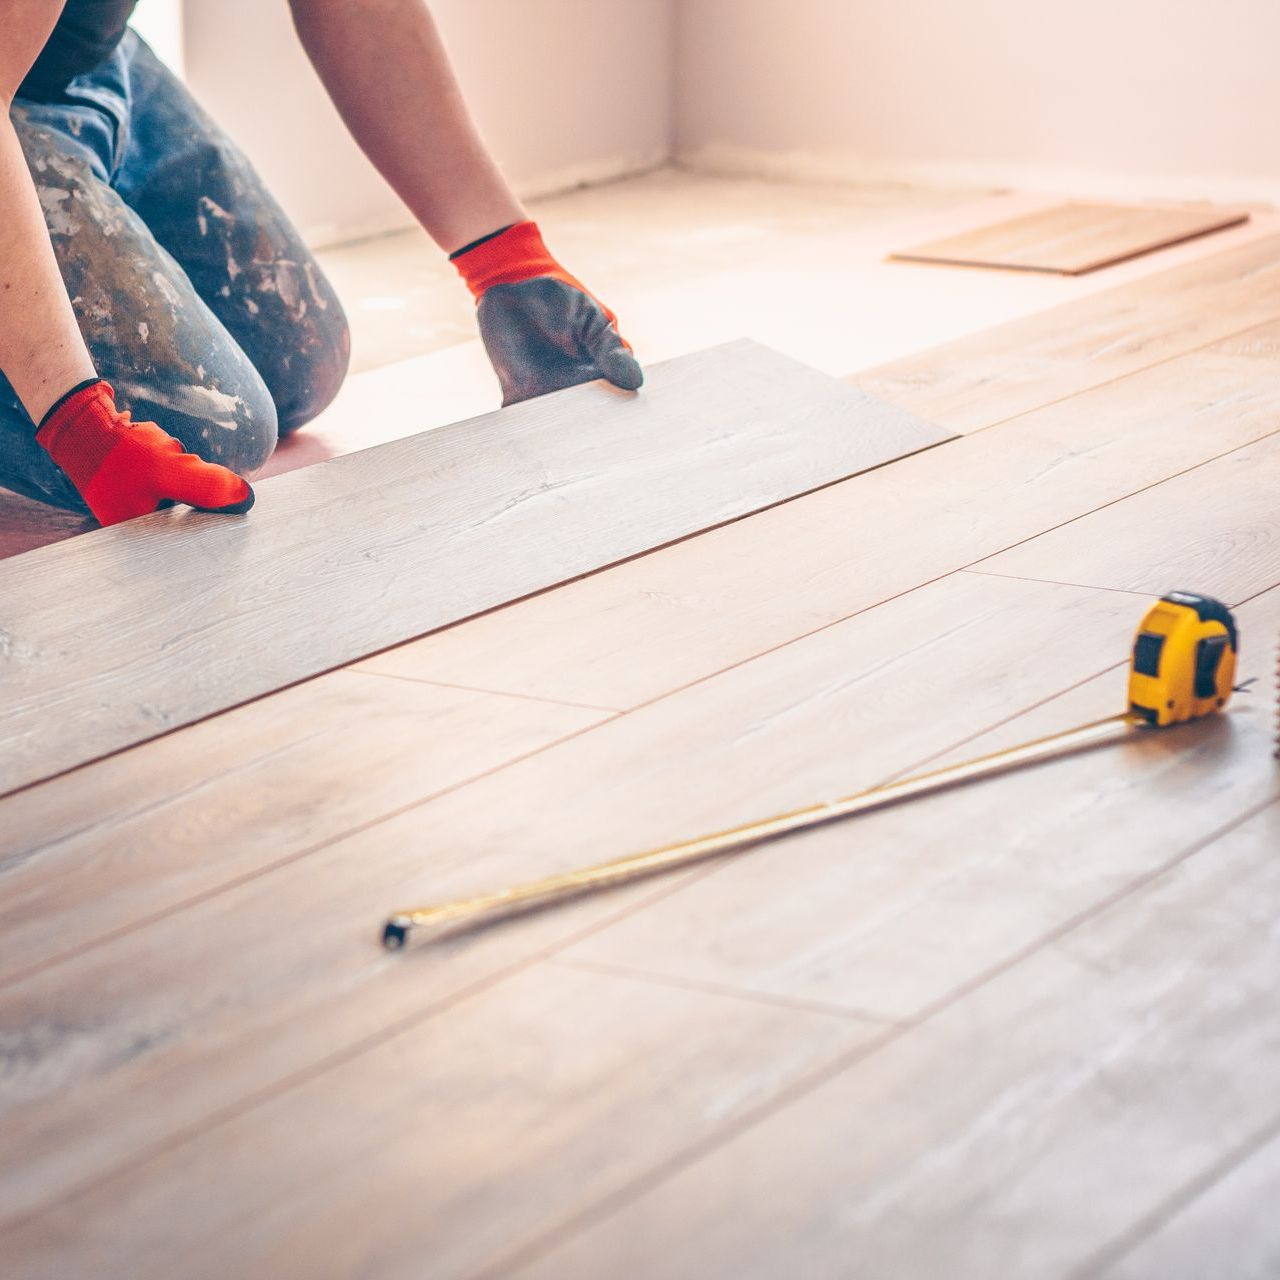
[[1128, 591, 1238, 727]]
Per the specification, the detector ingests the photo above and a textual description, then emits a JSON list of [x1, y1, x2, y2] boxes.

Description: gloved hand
[[36, 379, 255, 527], [452, 220, 644, 406]]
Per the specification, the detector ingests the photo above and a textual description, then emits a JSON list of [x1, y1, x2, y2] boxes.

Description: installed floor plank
[[0, 671, 606, 985], [510, 798, 1279, 1280], [6, 583, 1277, 1278], [0, 341, 948, 798], [1, 965, 879, 1280], [356, 327, 1280, 709], [1101, 1116, 1280, 1278], [858, 234, 1280, 430], [977, 431, 1280, 598], [0, 575, 1160, 1227], [889, 202, 1248, 275]]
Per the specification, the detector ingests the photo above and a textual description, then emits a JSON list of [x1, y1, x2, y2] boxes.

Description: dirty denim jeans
[[2, 30, 351, 511]]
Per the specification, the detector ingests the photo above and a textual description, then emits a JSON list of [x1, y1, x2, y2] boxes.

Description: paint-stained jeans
[[1, 31, 350, 512]]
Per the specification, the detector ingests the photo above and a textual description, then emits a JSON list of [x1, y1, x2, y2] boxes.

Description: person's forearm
[[0, 116, 96, 422], [290, 0, 525, 254]]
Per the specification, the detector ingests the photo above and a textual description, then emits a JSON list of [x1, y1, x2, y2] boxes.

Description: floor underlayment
[[3, 171, 1280, 1279]]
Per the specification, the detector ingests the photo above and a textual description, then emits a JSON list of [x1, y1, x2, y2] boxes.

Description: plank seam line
[[959, 569, 1154, 598], [0, 710, 619, 992], [960, 427, 1279, 571], [468, 796, 1280, 1280], [895, 308, 1280, 440], [338, 666, 624, 714], [10, 429, 1272, 985], [1067, 1103, 1280, 1279], [0, 849, 723, 1237], [0, 426, 957, 805], [548, 955, 901, 1028]]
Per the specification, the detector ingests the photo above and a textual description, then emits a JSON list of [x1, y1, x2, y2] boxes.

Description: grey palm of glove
[[477, 276, 645, 407]]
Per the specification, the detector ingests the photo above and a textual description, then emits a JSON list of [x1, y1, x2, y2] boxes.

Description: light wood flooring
[[2, 179, 1279, 1279]]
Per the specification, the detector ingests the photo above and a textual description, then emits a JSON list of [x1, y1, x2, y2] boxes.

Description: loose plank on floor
[[6, 586, 1277, 1279], [356, 324, 1280, 709], [0, 671, 606, 985], [0, 341, 949, 797], [889, 202, 1248, 275], [0, 575, 1164, 1226], [858, 233, 1280, 430]]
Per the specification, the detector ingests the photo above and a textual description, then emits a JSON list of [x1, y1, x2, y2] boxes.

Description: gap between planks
[[341, 666, 625, 715]]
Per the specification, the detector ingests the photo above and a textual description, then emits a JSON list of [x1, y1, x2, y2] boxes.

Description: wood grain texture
[[0, 671, 606, 985], [890, 202, 1248, 275], [0, 965, 879, 1280], [5, 584, 1277, 1279], [0, 575, 1168, 1227], [0, 341, 949, 798], [977, 429, 1280, 598], [1102, 1115, 1280, 1279], [859, 234, 1280, 431], [355, 328, 1280, 709], [512, 799, 1280, 1280]]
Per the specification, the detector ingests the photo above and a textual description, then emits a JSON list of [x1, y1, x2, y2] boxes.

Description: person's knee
[[275, 289, 352, 435]]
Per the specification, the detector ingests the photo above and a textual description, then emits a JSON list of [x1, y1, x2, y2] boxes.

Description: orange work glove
[[36, 379, 255, 527], [452, 220, 643, 406]]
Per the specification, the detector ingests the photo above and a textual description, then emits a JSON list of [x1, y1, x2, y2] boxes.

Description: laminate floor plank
[[1100, 1118, 1280, 1279], [508, 800, 1280, 1280], [976, 431, 1280, 599], [0, 575, 1160, 1227], [5, 583, 1276, 1280], [889, 202, 1248, 275], [858, 234, 1280, 431], [0, 341, 948, 798], [0, 672, 607, 985], [356, 328, 1280, 710], [2, 964, 882, 1280]]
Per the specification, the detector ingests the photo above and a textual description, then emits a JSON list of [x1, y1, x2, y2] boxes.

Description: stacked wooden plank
[[2, 234, 1279, 1279]]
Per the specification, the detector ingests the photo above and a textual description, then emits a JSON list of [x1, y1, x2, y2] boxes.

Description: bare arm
[[289, 0, 525, 254], [1, 0, 97, 422]]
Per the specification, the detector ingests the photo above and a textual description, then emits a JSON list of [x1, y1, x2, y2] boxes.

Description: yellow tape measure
[[1127, 591, 1238, 726]]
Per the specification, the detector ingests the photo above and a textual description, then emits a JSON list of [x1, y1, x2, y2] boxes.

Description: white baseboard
[[677, 143, 1280, 209]]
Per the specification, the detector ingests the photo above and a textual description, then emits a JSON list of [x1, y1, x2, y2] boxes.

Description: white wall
[[676, 0, 1280, 204], [182, 0, 675, 246], [130, 0, 185, 76]]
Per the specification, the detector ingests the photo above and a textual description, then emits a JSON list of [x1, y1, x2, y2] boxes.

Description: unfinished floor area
[[2, 171, 1279, 1279]]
